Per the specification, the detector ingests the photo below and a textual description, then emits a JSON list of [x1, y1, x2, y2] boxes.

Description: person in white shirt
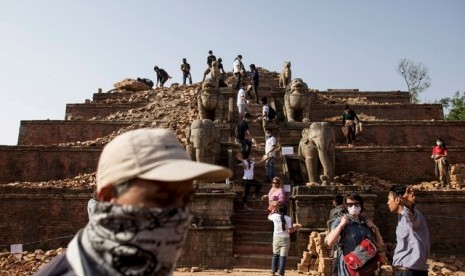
[[240, 152, 263, 211], [237, 83, 250, 117], [233, 54, 245, 89], [268, 204, 301, 276], [264, 127, 277, 183]]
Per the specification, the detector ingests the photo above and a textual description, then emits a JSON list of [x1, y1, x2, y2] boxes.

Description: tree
[[397, 58, 431, 103], [440, 91, 465, 121]]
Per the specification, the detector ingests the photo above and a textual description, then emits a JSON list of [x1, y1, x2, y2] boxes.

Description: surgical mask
[[82, 202, 192, 276], [348, 205, 361, 216], [436, 141, 443, 146]]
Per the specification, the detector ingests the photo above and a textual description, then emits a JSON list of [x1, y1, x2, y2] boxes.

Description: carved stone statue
[[298, 122, 335, 184], [185, 119, 219, 164], [283, 78, 311, 122], [278, 61, 292, 88], [197, 78, 223, 123], [210, 60, 220, 90]]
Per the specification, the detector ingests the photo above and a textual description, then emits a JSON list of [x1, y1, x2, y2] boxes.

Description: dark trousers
[[237, 138, 252, 157], [234, 72, 242, 89], [252, 83, 259, 102], [242, 179, 262, 205], [346, 125, 356, 145], [272, 254, 286, 275], [182, 73, 192, 85]]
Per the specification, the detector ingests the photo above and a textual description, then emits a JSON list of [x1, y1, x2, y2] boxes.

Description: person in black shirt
[[154, 66, 171, 87], [202, 50, 217, 82], [236, 112, 254, 158], [180, 58, 192, 85]]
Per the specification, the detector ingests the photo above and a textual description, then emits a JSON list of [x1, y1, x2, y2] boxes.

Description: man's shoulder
[[33, 252, 73, 276]]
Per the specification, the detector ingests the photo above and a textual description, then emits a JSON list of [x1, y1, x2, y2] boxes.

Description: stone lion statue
[[278, 61, 292, 88], [283, 78, 311, 122], [197, 78, 223, 123]]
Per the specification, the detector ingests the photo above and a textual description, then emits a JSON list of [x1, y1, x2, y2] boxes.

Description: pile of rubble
[[0, 248, 65, 275], [316, 94, 378, 105], [2, 246, 465, 275], [335, 171, 393, 191], [1, 173, 96, 189]]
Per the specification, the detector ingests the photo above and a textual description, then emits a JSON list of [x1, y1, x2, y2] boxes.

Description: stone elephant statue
[[298, 122, 335, 185], [185, 119, 219, 164], [197, 78, 223, 123], [283, 78, 311, 122]]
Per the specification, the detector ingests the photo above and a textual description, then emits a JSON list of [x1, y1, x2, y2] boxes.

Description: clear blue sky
[[1, 1, 464, 145]]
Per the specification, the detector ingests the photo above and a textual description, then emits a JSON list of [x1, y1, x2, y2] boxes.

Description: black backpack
[[266, 105, 276, 121]]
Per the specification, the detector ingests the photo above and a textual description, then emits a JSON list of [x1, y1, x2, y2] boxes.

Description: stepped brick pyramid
[[1, 67, 465, 274]]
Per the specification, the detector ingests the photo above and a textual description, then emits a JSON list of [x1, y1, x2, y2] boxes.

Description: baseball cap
[[96, 128, 232, 193]]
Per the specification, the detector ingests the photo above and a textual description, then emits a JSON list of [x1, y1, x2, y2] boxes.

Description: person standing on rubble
[[431, 137, 450, 188], [34, 128, 232, 276], [202, 50, 216, 82], [180, 58, 192, 85]]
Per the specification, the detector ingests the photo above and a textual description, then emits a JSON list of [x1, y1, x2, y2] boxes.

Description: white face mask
[[436, 141, 443, 146], [348, 205, 361, 216]]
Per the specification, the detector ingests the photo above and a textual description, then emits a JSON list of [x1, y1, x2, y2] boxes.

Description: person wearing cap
[[34, 128, 232, 276], [154, 66, 171, 88], [233, 54, 245, 89], [180, 58, 192, 85]]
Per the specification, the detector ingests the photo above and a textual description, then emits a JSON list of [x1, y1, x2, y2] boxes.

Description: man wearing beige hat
[[35, 128, 232, 276]]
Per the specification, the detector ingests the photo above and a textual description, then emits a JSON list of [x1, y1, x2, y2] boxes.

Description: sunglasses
[[346, 202, 360, 207]]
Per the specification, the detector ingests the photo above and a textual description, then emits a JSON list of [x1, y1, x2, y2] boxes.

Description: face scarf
[[80, 202, 192, 276]]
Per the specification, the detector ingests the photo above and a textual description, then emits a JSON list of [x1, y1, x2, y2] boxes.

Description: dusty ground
[[173, 268, 303, 276]]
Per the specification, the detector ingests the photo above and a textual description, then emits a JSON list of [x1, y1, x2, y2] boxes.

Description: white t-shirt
[[262, 105, 270, 120], [233, 59, 241, 73], [237, 88, 246, 105], [265, 136, 277, 157], [268, 213, 292, 238], [242, 159, 255, 180]]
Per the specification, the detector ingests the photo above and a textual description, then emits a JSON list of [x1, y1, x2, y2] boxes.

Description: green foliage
[[440, 91, 465, 121], [397, 58, 431, 103]]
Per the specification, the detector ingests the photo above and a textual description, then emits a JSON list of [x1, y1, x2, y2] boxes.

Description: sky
[[1, 1, 464, 145]]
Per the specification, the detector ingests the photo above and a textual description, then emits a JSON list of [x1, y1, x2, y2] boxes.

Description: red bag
[[343, 238, 380, 276]]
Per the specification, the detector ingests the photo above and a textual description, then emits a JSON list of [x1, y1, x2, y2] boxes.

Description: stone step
[[279, 120, 465, 147], [2, 145, 464, 184], [233, 241, 299, 256], [65, 103, 146, 120], [234, 219, 273, 232], [232, 254, 301, 269], [235, 231, 273, 243], [17, 120, 132, 145], [322, 90, 411, 104], [19, 119, 465, 147]]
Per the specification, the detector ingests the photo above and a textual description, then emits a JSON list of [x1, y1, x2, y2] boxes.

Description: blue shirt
[[393, 207, 430, 271]]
